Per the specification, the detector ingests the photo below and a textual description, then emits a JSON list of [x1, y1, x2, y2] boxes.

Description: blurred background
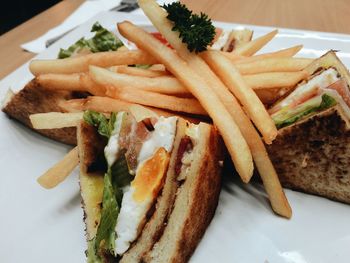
[[1, 0, 61, 35]]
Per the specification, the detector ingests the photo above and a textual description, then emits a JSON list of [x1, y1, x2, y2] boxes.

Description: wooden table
[[1, 0, 349, 80]]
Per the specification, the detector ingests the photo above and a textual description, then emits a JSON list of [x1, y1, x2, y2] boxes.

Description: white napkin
[[21, 0, 122, 53], [21, 0, 177, 54]]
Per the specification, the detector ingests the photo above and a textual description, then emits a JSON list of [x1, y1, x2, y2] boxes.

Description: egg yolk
[[132, 147, 170, 202]]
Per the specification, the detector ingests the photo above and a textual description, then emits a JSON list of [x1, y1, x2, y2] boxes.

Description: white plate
[[1, 11, 350, 263]]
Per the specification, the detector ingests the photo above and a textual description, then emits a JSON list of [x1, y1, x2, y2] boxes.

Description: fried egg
[[114, 116, 177, 255]]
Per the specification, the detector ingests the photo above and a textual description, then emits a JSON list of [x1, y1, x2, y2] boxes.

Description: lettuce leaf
[[84, 111, 133, 261], [318, 93, 337, 110], [87, 156, 131, 261], [95, 170, 121, 253], [111, 152, 133, 188], [87, 239, 102, 263], [58, 22, 123, 59], [274, 94, 337, 129], [85, 110, 120, 261], [83, 110, 116, 138], [86, 168, 122, 261]]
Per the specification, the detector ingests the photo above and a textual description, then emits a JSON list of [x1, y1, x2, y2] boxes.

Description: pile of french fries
[[31, 0, 318, 218]]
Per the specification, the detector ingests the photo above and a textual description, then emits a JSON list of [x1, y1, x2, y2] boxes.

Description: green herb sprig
[[163, 2, 215, 53]]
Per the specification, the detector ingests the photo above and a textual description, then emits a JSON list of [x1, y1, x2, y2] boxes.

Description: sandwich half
[[77, 109, 223, 262], [267, 51, 350, 203]]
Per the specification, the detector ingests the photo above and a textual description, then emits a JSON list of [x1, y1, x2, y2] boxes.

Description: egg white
[[114, 186, 150, 255]]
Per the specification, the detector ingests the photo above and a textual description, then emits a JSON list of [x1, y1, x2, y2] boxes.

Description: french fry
[[106, 85, 206, 115], [233, 29, 278, 56], [59, 96, 139, 113], [234, 45, 303, 64], [30, 112, 83, 129], [89, 65, 189, 96], [110, 65, 169, 78], [2, 89, 15, 108], [29, 50, 158, 75], [37, 73, 80, 90], [59, 96, 202, 123], [118, 20, 253, 182], [36, 73, 106, 96], [139, 0, 291, 217], [244, 71, 309, 89], [236, 57, 313, 75], [37, 147, 79, 189], [202, 50, 277, 144]]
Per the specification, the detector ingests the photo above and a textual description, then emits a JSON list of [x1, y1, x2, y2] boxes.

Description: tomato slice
[[151, 32, 173, 48], [326, 79, 350, 107], [288, 88, 319, 109]]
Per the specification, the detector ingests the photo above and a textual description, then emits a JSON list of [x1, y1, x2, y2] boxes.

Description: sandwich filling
[[175, 123, 200, 181], [83, 111, 177, 261], [269, 68, 350, 129], [211, 29, 231, 50], [211, 28, 252, 51], [114, 116, 176, 255]]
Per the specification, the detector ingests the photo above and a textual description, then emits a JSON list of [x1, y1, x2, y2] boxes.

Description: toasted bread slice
[[145, 123, 223, 263], [2, 79, 79, 145], [267, 106, 350, 203]]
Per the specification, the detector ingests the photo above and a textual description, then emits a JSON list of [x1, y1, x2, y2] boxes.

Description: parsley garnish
[[163, 2, 215, 53]]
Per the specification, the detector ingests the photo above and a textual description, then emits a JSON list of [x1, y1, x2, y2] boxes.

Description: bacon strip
[[174, 136, 193, 176]]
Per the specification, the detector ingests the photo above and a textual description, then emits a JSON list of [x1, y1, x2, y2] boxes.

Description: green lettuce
[[273, 94, 337, 129], [87, 168, 122, 261], [87, 239, 102, 263], [83, 110, 116, 138], [58, 22, 123, 59], [318, 93, 338, 111], [87, 159, 131, 261], [111, 153, 133, 188], [84, 110, 133, 261], [95, 170, 121, 253]]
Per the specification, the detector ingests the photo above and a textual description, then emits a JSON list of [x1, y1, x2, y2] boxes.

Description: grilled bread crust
[[2, 79, 77, 145], [77, 122, 105, 240], [145, 123, 224, 263], [267, 106, 350, 203]]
